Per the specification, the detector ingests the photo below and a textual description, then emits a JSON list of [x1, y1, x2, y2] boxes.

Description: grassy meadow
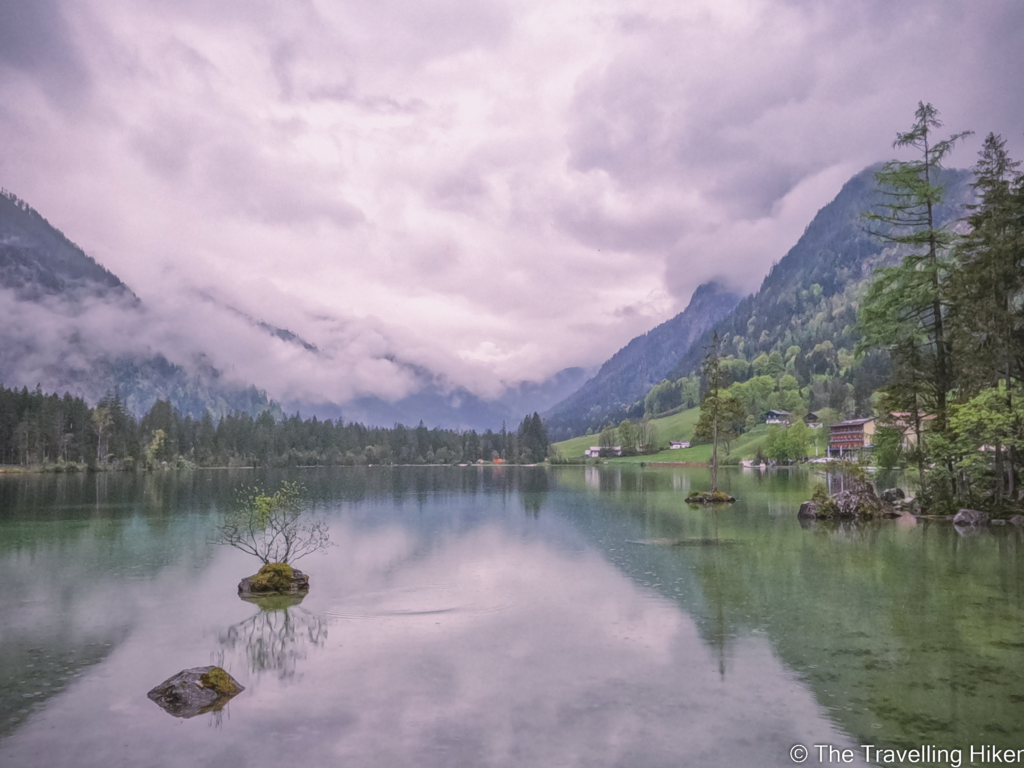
[[550, 409, 814, 464]]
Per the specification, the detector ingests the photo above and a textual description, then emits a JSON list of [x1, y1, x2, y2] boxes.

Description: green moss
[[199, 667, 239, 695], [685, 490, 736, 504], [241, 593, 306, 611], [248, 562, 295, 592]]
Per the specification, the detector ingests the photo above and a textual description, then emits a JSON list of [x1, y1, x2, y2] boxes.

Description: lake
[[1, 465, 1022, 767]]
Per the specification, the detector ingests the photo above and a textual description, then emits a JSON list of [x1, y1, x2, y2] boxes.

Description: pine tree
[[948, 134, 1024, 502], [860, 103, 971, 435]]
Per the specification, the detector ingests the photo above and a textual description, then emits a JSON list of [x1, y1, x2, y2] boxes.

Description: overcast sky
[[2, 0, 1022, 404]]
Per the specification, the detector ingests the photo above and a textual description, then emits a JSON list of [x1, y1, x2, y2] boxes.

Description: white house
[[585, 446, 622, 457], [669, 440, 690, 449]]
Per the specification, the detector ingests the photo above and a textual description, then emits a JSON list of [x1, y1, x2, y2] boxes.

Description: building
[[888, 412, 936, 449], [585, 446, 622, 458], [765, 410, 791, 425], [804, 411, 823, 429], [669, 440, 691, 449], [828, 417, 876, 456]]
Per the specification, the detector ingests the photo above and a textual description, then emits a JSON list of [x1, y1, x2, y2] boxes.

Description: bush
[[212, 482, 331, 564]]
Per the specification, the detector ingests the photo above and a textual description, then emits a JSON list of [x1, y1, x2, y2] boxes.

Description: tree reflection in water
[[217, 595, 327, 679]]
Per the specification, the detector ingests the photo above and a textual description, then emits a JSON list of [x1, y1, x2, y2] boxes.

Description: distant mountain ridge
[[0, 189, 131, 300], [543, 281, 741, 440], [667, 165, 974, 384], [0, 187, 591, 430]]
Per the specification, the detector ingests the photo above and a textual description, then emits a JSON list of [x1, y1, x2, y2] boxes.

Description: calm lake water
[[1, 465, 1023, 767]]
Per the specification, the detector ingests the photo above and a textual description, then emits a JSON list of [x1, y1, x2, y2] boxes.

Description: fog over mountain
[[1, 0, 1022, 424], [0, 189, 591, 427]]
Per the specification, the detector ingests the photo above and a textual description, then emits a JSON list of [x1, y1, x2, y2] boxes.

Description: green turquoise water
[[0, 466, 1021, 767]]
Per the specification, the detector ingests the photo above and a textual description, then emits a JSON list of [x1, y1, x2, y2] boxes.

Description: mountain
[[0, 189, 131, 300], [284, 366, 593, 431], [0, 187, 589, 431], [0, 189, 283, 420], [667, 165, 970, 393], [543, 282, 741, 440]]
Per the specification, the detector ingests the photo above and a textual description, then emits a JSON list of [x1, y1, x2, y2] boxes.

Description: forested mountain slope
[[544, 282, 740, 440], [664, 166, 974, 412], [0, 190, 130, 299], [548, 165, 974, 441], [0, 189, 282, 420]]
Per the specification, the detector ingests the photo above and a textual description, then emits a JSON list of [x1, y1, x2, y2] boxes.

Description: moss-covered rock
[[199, 667, 240, 695], [240, 593, 307, 610], [685, 490, 736, 505], [238, 563, 310, 595], [147, 666, 244, 719]]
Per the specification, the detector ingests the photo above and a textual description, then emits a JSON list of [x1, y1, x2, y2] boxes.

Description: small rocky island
[[238, 562, 310, 596], [798, 482, 905, 520], [147, 666, 244, 718], [797, 482, 1024, 528], [685, 490, 737, 505]]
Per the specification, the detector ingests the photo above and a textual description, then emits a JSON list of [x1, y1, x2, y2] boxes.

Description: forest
[[0, 384, 550, 469]]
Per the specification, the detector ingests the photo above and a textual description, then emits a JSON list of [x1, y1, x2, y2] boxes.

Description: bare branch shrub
[[213, 482, 331, 564]]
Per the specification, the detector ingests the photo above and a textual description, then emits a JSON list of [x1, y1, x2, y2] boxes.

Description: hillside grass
[[551, 407, 703, 459], [552, 411, 789, 465]]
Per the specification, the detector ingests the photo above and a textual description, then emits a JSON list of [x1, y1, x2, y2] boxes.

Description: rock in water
[[796, 483, 893, 520], [147, 666, 244, 718], [833, 485, 884, 518], [953, 509, 989, 527], [881, 488, 905, 503], [797, 501, 820, 520], [685, 491, 736, 504], [238, 562, 310, 595]]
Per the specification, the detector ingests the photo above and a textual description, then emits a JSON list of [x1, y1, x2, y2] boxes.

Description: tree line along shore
[[0, 384, 550, 471]]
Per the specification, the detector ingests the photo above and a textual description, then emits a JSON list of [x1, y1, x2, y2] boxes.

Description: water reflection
[[2, 466, 1024, 768], [218, 596, 327, 679]]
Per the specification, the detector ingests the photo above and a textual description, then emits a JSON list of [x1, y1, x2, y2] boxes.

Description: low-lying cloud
[[1, 0, 1022, 409]]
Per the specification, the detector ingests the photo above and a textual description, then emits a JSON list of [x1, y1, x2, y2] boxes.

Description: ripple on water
[[321, 584, 513, 621]]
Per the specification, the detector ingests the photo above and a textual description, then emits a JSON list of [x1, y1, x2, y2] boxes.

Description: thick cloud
[[1, 0, 1022, 406]]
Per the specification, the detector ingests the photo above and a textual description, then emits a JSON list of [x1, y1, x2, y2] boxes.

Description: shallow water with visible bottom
[[1, 465, 1022, 767]]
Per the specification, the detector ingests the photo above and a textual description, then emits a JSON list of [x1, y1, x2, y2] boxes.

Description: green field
[[551, 407, 702, 459], [551, 410, 782, 464]]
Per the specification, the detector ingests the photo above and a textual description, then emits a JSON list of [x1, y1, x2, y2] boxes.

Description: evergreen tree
[[695, 333, 745, 491], [860, 102, 972, 434], [950, 133, 1023, 393]]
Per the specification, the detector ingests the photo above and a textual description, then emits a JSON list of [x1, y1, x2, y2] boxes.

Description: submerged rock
[[147, 666, 244, 719], [953, 509, 989, 527], [238, 563, 310, 596]]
